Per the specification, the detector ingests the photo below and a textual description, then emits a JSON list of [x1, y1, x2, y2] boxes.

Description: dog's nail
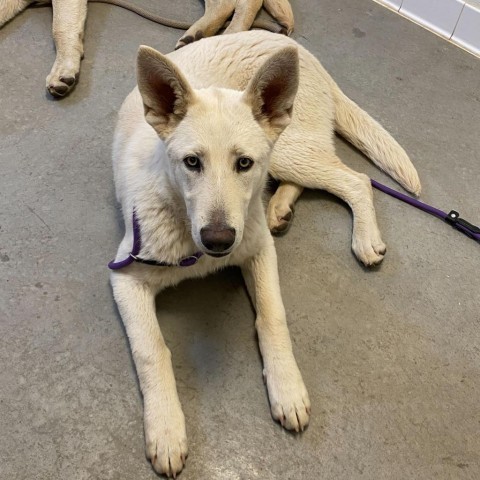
[[194, 30, 204, 41], [295, 412, 301, 432]]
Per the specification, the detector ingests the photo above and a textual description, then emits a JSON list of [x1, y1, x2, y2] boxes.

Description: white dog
[[109, 30, 420, 477]]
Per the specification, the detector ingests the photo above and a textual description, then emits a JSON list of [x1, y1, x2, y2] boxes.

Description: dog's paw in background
[[175, 0, 235, 50], [263, 0, 294, 35], [176, 29, 207, 50], [176, 0, 294, 50], [46, 0, 87, 98], [46, 58, 80, 97]]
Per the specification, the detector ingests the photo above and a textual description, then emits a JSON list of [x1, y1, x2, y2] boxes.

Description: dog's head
[[136, 45, 299, 256]]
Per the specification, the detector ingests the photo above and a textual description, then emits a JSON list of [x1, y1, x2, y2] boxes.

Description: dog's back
[[117, 30, 419, 196]]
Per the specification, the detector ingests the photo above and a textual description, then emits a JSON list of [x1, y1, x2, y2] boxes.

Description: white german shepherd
[[110, 30, 420, 477]]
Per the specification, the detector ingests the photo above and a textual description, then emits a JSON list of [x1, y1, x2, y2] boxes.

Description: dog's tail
[[331, 83, 421, 196]]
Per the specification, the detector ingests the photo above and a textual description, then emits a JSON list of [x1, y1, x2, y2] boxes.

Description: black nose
[[200, 224, 236, 253]]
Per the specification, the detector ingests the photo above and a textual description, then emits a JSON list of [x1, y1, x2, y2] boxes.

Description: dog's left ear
[[137, 46, 195, 138], [243, 46, 299, 138]]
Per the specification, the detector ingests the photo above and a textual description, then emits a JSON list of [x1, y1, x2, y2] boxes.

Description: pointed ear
[[136, 46, 195, 138], [242, 47, 299, 138]]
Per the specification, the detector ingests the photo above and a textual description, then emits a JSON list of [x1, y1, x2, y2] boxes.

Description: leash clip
[[445, 210, 480, 238]]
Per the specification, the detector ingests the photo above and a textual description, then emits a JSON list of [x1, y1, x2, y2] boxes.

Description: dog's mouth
[[205, 252, 231, 258]]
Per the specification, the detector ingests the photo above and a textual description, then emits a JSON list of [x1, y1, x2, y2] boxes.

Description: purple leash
[[371, 179, 480, 242]]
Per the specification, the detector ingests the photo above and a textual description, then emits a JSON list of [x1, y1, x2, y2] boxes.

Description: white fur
[[110, 30, 420, 477]]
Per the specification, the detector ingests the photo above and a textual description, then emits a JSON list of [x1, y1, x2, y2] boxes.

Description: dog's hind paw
[[267, 182, 303, 234], [267, 202, 295, 235], [352, 231, 386, 267]]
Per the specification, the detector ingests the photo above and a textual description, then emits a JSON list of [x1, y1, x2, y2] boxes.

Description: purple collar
[[108, 211, 203, 270]]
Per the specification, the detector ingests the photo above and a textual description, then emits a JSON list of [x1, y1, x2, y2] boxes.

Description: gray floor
[[1, 1, 479, 479]]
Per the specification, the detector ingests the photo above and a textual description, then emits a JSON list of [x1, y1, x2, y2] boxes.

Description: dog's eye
[[236, 157, 254, 172], [184, 156, 201, 171]]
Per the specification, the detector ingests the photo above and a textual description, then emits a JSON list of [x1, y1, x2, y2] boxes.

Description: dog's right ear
[[137, 46, 195, 138]]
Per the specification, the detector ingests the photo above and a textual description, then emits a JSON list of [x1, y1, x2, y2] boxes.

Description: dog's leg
[[0, 0, 35, 27], [267, 181, 303, 234], [242, 235, 310, 431], [271, 151, 386, 266], [46, 0, 87, 97], [263, 0, 294, 34], [223, 0, 262, 34], [111, 273, 188, 478], [175, 0, 235, 50]]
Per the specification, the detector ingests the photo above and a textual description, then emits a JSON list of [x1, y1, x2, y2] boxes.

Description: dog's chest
[[136, 203, 195, 266]]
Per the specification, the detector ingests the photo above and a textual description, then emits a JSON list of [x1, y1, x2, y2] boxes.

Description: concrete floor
[[1, 1, 479, 479]]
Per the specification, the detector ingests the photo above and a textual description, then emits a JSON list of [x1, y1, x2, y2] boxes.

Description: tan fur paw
[[264, 363, 311, 432], [352, 234, 387, 267], [146, 437, 187, 478], [175, 30, 204, 50], [267, 202, 295, 234], [144, 400, 188, 478], [145, 423, 188, 478], [264, 0, 294, 35], [46, 62, 79, 98]]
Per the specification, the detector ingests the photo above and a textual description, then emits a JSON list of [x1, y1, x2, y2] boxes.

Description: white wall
[[374, 0, 480, 57]]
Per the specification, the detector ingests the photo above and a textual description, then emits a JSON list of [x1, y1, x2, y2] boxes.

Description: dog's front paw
[[264, 360, 311, 432], [144, 401, 188, 477], [352, 229, 386, 267], [46, 61, 79, 98]]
